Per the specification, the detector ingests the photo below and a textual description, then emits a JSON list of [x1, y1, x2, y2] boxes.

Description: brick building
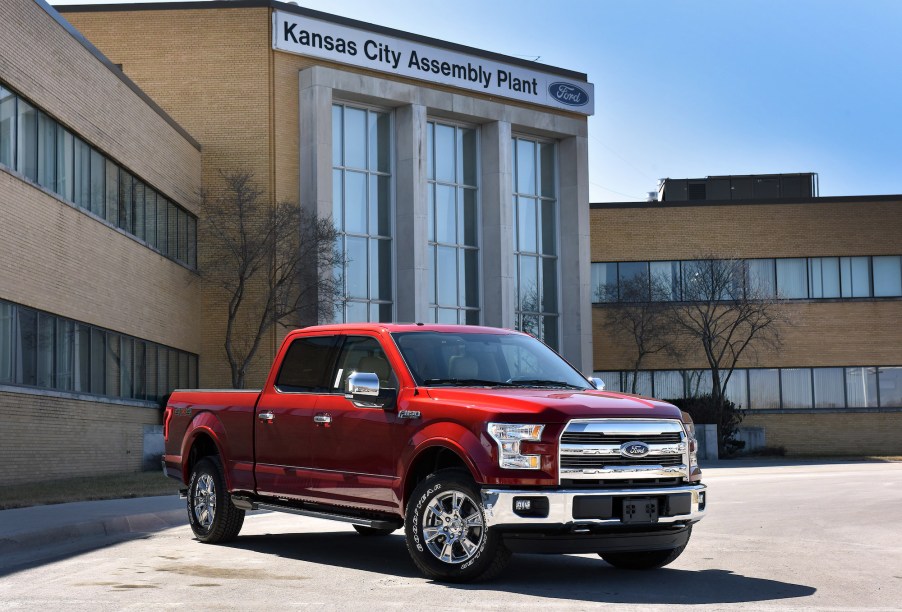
[[590, 175, 902, 455]]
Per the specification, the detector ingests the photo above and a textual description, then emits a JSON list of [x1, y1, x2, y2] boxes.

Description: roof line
[[55, 0, 589, 82], [40, 0, 201, 151], [590, 194, 902, 209]]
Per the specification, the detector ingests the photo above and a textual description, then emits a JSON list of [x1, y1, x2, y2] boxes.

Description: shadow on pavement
[[225, 531, 816, 605]]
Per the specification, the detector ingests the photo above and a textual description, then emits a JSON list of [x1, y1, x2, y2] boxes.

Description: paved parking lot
[[1, 461, 900, 610]]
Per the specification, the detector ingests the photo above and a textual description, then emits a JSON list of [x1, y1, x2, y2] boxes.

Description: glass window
[[119, 170, 133, 232], [813, 367, 845, 408], [618, 261, 650, 301], [36, 112, 56, 190], [776, 258, 808, 299], [623, 371, 653, 396], [73, 137, 90, 208], [145, 190, 157, 248], [724, 369, 748, 409], [873, 256, 902, 297], [15, 308, 38, 386], [90, 328, 105, 395], [90, 148, 105, 217], [146, 345, 158, 402], [74, 324, 90, 393], [157, 347, 169, 400], [0, 302, 13, 383], [333, 104, 393, 322], [56, 127, 73, 201], [187, 215, 197, 268], [168, 201, 178, 259], [156, 196, 168, 255], [877, 367, 902, 407], [591, 262, 618, 303], [106, 334, 120, 397], [134, 341, 146, 399], [684, 369, 712, 398], [681, 261, 710, 301], [654, 370, 685, 399], [845, 367, 878, 407], [333, 335, 396, 391], [749, 369, 780, 409], [781, 368, 812, 408], [105, 159, 119, 227], [120, 336, 133, 399], [747, 259, 776, 298], [0, 86, 15, 169], [808, 257, 841, 298], [37, 313, 54, 388], [54, 320, 74, 392], [650, 261, 681, 301], [134, 181, 146, 242], [16, 98, 37, 181], [840, 256, 871, 297], [594, 371, 621, 392]]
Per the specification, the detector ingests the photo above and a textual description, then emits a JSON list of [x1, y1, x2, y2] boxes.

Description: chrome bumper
[[481, 484, 706, 528]]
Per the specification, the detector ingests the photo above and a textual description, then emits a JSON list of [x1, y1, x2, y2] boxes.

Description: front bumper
[[481, 483, 706, 528]]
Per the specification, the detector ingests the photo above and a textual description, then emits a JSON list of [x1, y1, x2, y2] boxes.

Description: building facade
[[0, 0, 202, 484], [590, 178, 902, 455], [61, 0, 595, 390]]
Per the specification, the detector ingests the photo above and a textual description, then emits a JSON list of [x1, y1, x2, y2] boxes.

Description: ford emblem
[[619, 441, 650, 458], [548, 82, 589, 107]]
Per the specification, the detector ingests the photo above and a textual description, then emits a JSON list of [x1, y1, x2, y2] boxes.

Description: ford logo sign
[[549, 82, 589, 107], [619, 441, 650, 458]]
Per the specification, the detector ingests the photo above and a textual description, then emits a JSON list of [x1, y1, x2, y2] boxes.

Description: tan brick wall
[[0, 388, 161, 486], [0, 0, 201, 212], [742, 412, 902, 456]]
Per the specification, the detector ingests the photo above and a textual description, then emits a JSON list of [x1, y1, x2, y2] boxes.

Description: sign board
[[273, 10, 594, 116]]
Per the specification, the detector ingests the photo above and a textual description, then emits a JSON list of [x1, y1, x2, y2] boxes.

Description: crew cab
[[163, 324, 706, 582]]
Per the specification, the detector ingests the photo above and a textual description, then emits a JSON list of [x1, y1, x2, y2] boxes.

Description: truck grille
[[559, 419, 688, 484]]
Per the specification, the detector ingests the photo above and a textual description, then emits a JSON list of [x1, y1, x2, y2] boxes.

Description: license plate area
[[621, 497, 659, 524]]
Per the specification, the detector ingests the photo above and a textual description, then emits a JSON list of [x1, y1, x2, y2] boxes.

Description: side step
[[230, 495, 401, 531]]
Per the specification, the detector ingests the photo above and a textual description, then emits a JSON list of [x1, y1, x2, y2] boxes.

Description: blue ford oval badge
[[620, 441, 650, 458], [548, 82, 589, 107]]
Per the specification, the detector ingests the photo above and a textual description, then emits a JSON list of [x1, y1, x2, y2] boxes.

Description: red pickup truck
[[163, 323, 706, 582]]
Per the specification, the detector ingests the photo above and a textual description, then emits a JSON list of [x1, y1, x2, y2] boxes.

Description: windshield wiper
[[506, 379, 587, 390], [423, 378, 515, 388]]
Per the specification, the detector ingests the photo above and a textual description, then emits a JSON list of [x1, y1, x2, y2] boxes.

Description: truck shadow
[[224, 531, 816, 605]]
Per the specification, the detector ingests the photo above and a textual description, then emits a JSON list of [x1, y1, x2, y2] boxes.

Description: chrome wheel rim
[[422, 490, 485, 564], [193, 473, 216, 530]]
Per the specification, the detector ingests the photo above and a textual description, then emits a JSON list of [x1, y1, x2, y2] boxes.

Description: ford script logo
[[620, 441, 650, 458], [549, 82, 589, 107]]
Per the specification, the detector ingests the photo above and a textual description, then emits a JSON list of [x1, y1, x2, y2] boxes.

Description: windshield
[[391, 331, 592, 390]]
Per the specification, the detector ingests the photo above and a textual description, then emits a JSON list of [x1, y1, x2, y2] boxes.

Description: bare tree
[[201, 170, 344, 388], [601, 272, 681, 394], [668, 256, 788, 406]]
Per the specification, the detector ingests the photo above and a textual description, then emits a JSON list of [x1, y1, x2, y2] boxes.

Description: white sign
[[272, 11, 594, 116]]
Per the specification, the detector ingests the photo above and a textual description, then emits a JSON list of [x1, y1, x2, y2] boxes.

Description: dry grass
[[0, 471, 182, 510]]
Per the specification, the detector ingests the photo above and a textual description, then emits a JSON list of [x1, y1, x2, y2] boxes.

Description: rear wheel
[[187, 456, 245, 543], [353, 524, 397, 537], [600, 527, 691, 569], [405, 470, 510, 582]]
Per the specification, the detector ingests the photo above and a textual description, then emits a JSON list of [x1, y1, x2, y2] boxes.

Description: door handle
[[258, 411, 275, 422], [313, 413, 332, 424]]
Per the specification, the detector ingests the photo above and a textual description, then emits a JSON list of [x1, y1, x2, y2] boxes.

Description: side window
[[275, 335, 339, 393], [333, 336, 397, 392]]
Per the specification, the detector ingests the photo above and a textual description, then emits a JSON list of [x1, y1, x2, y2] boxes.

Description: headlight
[[681, 411, 698, 469], [487, 423, 544, 470]]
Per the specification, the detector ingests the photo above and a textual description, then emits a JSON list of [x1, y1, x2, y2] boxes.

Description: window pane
[[685, 369, 712, 397], [776, 258, 808, 299], [515, 139, 536, 195], [369, 174, 391, 237], [539, 142, 555, 198], [541, 257, 557, 313], [168, 349, 178, 393], [462, 249, 479, 309], [106, 334, 120, 397], [541, 315, 558, 349], [188, 354, 197, 389], [90, 149, 105, 217], [594, 371, 621, 393], [619, 261, 649, 302], [0, 87, 15, 169], [134, 181, 146, 241], [177, 208, 187, 262], [435, 184, 456, 244], [73, 137, 90, 208], [460, 127, 478, 187], [120, 337, 133, 399], [808, 257, 840, 298], [344, 170, 367, 234], [146, 345, 158, 402], [74, 324, 90, 393], [518, 255, 538, 312], [654, 370, 685, 399], [187, 215, 197, 268], [747, 259, 776, 298], [54, 320, 74, 391], [681, 260, 709, 300], [345, 236, 368, 298], [16, 308, 37, 386], [167, 201, 178, 258], [368, 111, 390, 173], [275, 335, 337, 392], [179, 351, 188, 390], [118, 170, 133, 232], [0, 302, 12, 383], [841, 256, 871, 297], [105, 159, 119, 226], [134, 341, 146, 399], [813, 367, 845, 408], [37, 112, 56, 190], [91, 328, 105, 394], [343, 107, 366, 169], [516, 197, 537, 253], [592, 262, 618, 302], [845, 366, 878, 408], [332, 105, 342, 167], [426, 121, 434, 181], [436, 245, 457, 306], [650, 261, 680, 301], [623, 371, 653, 396], [156, 196, 168, 255], [461, 188, 477, 247], [725, 369, 748, 409], [345, 300, 368, 323], [370, 238, 392, 301], [873, 256, 902, 297], [16, 98, 37, 181], [37, 313, 54, 388], [56, 127, 73, 200], [748, 369, 780, 409], [434, 123, 455, 183], [540, 200, 555, 256], [878, 367, 902, 407], [157, 347, 169, 400], [781, 368, 812, 408]]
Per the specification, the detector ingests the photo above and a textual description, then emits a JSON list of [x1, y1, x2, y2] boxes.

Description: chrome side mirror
[[588, 377, 606, 390], [347, 372, 379, 397]]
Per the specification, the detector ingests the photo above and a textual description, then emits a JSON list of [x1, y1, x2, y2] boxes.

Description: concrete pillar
[[558, 135, 592, 372], [480, 120, 515, 329], [394, 104, 429, 323], [298, 68, 334, 221]]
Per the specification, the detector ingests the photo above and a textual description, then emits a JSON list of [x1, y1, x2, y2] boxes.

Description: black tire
[[187, 456, 245, 544], [405, 469, 510, 583], [353, 524, 397, 537], [600, 526, 691, 570]]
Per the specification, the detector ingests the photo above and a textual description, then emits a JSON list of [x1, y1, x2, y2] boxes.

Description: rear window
[[275, 335, 339, 393]]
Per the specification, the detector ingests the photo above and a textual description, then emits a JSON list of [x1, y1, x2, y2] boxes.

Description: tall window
[[332, 104, 393, 322], [512, 137, 558, 348], [427, 121, 479, 324]]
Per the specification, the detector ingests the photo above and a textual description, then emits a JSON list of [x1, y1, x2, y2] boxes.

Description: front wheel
[[187, 456, 245, 543], [600, 526, 691, 569], [405, 470, 510, 582]]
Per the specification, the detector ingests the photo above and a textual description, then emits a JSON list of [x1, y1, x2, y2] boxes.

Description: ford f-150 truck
[[163, 324, 706, 582]]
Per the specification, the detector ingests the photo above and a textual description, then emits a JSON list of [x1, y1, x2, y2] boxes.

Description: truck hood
[[421, 387, 683, 422]]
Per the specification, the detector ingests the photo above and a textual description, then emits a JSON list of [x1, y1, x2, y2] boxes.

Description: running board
[[230, 496, 401, 530]]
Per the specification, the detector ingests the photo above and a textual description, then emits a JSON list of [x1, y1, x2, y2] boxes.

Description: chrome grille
[[559, 419, 688, 483]]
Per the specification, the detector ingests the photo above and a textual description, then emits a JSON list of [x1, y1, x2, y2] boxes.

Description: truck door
[[254, 333, 339, 499], [307, 334, 401, 512]]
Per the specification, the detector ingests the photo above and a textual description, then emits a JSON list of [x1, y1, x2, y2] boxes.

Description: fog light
[[512, 496, 549, 518], [698, 491, 706, 510]]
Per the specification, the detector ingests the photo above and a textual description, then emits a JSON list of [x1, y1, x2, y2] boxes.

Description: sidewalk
[[0, 495, 185, 557]]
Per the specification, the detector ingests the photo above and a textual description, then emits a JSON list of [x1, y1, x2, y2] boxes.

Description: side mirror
[[588, 377, 606, 390], [346, 372, 397, 410]]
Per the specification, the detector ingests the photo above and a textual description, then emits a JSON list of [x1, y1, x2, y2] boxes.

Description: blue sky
[[53, 0, 902, 201]]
